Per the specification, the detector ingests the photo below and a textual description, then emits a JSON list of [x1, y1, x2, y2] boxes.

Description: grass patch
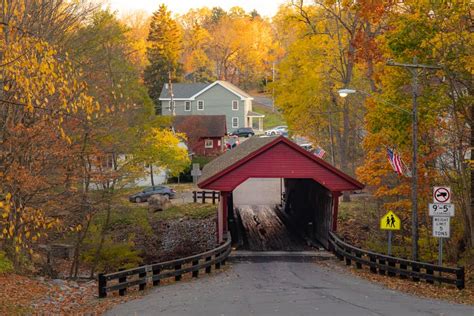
[[253, 103, 286, 129], [152, 203, 217, 221], [168, 183, 196, 192]]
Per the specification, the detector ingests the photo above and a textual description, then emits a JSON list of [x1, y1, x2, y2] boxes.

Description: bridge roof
[[198, 136, 364, 192]]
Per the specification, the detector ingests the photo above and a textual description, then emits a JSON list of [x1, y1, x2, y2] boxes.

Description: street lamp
[[337, 88, 356, 98]]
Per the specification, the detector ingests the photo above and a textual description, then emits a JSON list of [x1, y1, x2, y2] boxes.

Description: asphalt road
[[106, 260, 473, 316]]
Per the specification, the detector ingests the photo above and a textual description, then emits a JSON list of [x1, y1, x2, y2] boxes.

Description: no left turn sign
[[433, 187, 451, 204]]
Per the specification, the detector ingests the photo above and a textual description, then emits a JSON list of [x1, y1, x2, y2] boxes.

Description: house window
[[232, 100, 239, 111], [184, 101, 191, 111], [197, 100, 204, 110], [168, 101, 175, 111], [232, 117, 239, 128], [205, 139, 213, 148]]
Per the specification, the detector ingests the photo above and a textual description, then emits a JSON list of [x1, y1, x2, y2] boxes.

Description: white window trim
[[197, 100, 204, 111], [232, 117, 239, 128], [204, 139, 213, 148], [232, 100, 239, 111], [184, 101, 191, 111]]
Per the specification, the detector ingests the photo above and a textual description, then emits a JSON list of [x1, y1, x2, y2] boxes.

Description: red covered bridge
[[198, 136, 364, 248]]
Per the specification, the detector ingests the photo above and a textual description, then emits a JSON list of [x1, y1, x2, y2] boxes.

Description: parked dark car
[[129, 186, 176, 203], [229, 127, 255, 137]]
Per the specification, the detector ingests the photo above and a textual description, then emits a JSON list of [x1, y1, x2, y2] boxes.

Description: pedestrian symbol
[[380, 211, 401, 230]]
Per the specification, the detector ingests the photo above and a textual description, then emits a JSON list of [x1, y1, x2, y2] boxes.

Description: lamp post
[[338, 59, 441, 261]]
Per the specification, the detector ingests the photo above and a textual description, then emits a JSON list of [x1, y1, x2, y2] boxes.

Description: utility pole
[[272, 61, 275, 113], [168, 70, 175, 116], [387, 57, 442, 261]]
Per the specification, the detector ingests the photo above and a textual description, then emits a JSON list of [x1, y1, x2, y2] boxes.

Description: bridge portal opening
[[228, 177, 333, 251]]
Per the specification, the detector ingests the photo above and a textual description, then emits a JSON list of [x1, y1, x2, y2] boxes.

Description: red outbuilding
[[173, 115, 227, 157], [198, 136, 364, 247]]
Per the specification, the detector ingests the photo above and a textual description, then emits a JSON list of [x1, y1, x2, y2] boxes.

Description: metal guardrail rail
[[329, 231, 464, 289], [98, 236, 232, 298], [193, 190, 220, 204]]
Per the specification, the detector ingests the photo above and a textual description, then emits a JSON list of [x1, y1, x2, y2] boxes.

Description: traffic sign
[[429, 203, 454, 217], [380, 211, 401, 230], [432, 216, 450, 238], [433, 186, 451, 203]]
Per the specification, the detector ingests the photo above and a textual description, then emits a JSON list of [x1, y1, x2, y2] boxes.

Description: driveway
[[106, 260, 473, 316]]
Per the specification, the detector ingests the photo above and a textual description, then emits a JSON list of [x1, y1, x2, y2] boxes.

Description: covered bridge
[[198, 136, 364, 248]]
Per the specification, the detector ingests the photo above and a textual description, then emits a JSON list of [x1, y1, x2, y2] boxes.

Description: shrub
[[0, 251, 14, 273]]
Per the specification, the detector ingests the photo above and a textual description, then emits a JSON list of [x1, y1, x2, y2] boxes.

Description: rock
[[51, 279, 66, 286], [148, 194, 171, 212]]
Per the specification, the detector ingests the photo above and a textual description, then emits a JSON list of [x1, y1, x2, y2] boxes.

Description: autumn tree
[[144, 4, 183, 113], [0, 0, 98, 266], [358, 0, 473, 258]]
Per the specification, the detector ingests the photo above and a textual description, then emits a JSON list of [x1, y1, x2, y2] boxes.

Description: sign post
[[380, 211, 401, 256], [191, 163, 202, 185], [430, 186, 452, 267]]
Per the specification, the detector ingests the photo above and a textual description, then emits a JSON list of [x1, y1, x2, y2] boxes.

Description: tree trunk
[[89, 196, 111, 278], [150, 164, 155, 187]]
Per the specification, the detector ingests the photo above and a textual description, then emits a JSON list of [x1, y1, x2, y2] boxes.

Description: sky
[[105, 0, 286, 18]]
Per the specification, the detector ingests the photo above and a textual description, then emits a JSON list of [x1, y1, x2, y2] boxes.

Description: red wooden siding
[[202, 142, 361, 191], [191, 137, 223, 157]]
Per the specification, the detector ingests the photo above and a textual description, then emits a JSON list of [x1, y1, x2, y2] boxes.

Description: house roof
[[216, 81, 253, 99], [247, 111, 265, 118], [198, 136, 365, 192], [160, 83, 210, 99], [173, 115, 227, 138], [159, 80, 253, 100]]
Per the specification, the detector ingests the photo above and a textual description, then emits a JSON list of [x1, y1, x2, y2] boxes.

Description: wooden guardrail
[[98, 236, 232, 298], [329, 232, 464, 289], [193, 190, 220, 204]]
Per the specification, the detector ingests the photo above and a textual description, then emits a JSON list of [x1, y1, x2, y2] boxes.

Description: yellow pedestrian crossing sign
[[380, 211, 401, 230]]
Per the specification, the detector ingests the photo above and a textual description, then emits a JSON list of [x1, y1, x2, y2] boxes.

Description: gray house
[[159, 80, 264, 133]]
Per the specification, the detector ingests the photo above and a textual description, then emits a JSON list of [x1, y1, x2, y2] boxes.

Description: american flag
[[314, 147, 326, 158], [387, 148, 411, 177]]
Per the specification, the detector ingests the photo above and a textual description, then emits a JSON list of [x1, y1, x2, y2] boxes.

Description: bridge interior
[[228, 177, 330, 251]]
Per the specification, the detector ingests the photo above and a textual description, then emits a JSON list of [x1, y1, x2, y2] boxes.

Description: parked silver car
[[265, 126, 288, 136]]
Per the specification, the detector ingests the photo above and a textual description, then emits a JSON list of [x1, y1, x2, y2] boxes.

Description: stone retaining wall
[[147, 216, 217, 262]]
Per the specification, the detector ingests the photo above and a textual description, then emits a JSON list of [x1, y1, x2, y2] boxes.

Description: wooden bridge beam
[[332, 192, 341, 232]]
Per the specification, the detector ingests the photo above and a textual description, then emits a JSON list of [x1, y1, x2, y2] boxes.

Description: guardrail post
[[345, 256, 351, 266], [399, 262, 407, 279], [205, 256, 212, 273], [378, 259, 386, 275], [412, 265, 420, 282], [388, 260, 396, 277], [369, 255, 377, 273], [202, 191, 205, 204], [118, 268, 126, 296], [98, 273, 107, 298], [193, 191, 197, 203], [355, 253, 362, 269], [426, 268, 434, 284], [175, 264, 182, 281], [215, 251, 221, 269], [139, 269, 147, 291], [192, 260, 199, 278], [152, 264, 160, 286], [456, 267, 465, 290]]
